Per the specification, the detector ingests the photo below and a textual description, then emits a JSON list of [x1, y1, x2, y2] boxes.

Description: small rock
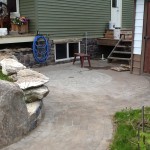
[[1, 58, 26, 75], [0, 52, 18, 63], [15, 69, 49, 90], [24, 85, 49, 103], [8, 74, 18, 82]]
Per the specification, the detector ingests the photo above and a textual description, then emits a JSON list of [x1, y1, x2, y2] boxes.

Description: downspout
[[34, 0, 38, 33]]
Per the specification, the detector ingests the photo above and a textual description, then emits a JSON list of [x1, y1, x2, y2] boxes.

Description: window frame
[[112, 0, 118, 8], [1, 0, 20, 17], [55, 42, 81, 62], [10, 0, 20, 18]]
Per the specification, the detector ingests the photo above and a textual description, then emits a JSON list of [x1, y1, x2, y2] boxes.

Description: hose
[[32, 35, 50, 63]]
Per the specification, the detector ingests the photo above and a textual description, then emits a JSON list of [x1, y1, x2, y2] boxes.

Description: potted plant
[[11, 16, 29, 33]]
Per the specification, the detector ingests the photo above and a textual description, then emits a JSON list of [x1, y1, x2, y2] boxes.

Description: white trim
[[67, 43, 69, 58], [133, 0, 144, 55], [78, 41, 81, 53], [0, 35, 34, 44], [10, 0, 20, 18]]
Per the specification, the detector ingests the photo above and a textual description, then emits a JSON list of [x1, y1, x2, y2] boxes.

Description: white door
[[111, 0, 122, 28]]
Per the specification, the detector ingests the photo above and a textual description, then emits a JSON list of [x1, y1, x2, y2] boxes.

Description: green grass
[[0, 69, 10, 81], [110, 108, 150, 150]]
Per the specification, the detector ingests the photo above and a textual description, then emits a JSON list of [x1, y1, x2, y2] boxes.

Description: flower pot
[[11, 22, 29, 33]]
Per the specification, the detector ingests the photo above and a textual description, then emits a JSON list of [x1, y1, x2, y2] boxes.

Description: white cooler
[[0, 28, 8, 36]]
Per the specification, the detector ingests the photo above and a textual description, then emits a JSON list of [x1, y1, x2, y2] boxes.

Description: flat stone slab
[[0, 58, 26, 75], [27, 101, 44, 131], [24, 85, 49, 103], [15, 69, 49, 90]]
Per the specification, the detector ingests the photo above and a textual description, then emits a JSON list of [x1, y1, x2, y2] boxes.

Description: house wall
[[132, 0, 144, 75], [19, 0, 37, 33], [122, 0, 134, 29], [36, 0, 111, 39]]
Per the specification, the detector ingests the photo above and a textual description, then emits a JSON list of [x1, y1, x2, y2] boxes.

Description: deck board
[[97, 38, 119, 46]]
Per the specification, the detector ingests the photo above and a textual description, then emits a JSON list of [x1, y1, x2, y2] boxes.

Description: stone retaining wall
[[0, 38, 100, 67], [80, 38, 101, 59]]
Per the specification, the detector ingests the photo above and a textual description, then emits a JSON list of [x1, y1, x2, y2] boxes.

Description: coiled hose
[[32, 35, 50, 63]]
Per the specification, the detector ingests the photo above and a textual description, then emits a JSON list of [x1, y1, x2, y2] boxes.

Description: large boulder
[[0, 80, 29, 149], [15, 69, 49, 90], [0, 58, 26, 75], [24, 85, 49, 103]]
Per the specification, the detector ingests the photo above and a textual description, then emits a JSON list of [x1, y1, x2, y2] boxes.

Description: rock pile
[[0, 56, 49, 148]]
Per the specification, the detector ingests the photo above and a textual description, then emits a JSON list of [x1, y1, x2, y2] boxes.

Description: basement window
[[56, 43, 67, 60], [55, 42, 80, 62], [69, 43, 79, 58]]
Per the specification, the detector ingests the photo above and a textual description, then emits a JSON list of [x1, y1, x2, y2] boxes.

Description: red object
[[73, 53, 91, 68]]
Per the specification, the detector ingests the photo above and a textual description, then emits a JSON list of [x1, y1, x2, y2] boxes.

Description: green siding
[[36, 0, 111, 38], [122, 0, 134, 29], [20, 0, 37, 33], [19, 0, 134, 38]]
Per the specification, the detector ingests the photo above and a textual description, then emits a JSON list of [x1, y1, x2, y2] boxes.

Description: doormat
[[111, 64, 130, 72]]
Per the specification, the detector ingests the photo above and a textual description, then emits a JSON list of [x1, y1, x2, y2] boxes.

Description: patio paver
[[2, 60, 150, 150]]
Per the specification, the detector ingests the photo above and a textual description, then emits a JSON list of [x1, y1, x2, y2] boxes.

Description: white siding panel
[[135, 20, 144, 27], [134, 40, 142, 48], [135, 12, 144, 19], [134, 33, 143, 40], [136, 4, 144, 12], [135, 27, 143, 34], [134, 48, 142, 54], [133, 0, 144, 55]]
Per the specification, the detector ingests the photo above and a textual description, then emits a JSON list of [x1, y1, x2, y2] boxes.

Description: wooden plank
[[121, 30, 132, 35], [133, 61, 141, 68], [113, 51, 131, 54], [105, 30, 114, 34], [133, 54, 141, 61], [132, 67, 141, 75], [97, 38, 118, 46], [104, 34, 114, 39], [108, 57, 131, 61], [143, 1, 150, 73]]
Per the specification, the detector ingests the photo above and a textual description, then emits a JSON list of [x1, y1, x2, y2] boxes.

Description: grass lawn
[[0, 69, 10, 81], [110, 108, 150, 150]]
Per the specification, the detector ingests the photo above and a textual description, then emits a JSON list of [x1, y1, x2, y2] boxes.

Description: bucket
[[109, 21, 115, 30], [114, 28, 120, 39], [0, 28, 7, 36]]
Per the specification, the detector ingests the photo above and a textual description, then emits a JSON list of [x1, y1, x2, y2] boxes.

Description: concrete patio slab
[[2, 60, 150, 150]]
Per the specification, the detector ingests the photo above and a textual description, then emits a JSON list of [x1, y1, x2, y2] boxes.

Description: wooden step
[[121, 39, 132, 42], [117, 45, 131, 48], [108, 57, 131, 61], [113, 51, 131, 54]]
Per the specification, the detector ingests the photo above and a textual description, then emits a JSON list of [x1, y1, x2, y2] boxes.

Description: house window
[[112, 0, 117, 8], [56, 43, 67, 60], [7, 0, 16, 12], [55, 42, 80, 61], [69, 43, 79, 58], [1, 0, 20, 17]]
